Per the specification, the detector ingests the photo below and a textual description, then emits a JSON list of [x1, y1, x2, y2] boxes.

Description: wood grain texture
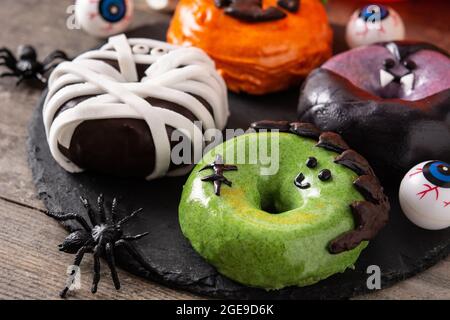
[[0, 0, 448, 299], [0, 198, 199, 300]]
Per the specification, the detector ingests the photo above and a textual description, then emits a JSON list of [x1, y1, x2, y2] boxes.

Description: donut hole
[[258, 182, 295, 215], [260, 196, 284, 215]]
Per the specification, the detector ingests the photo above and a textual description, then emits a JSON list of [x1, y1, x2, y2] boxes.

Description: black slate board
[[27, 23, 449, 299]]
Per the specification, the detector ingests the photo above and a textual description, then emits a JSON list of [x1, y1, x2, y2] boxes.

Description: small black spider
[[45, 194, 150, 298], [200, 154, 238, 196], [0, 45, 69, 86]]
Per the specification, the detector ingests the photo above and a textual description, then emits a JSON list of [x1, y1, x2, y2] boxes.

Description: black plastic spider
[[0, 45, 69, 86], [45, 194, 150, 298]]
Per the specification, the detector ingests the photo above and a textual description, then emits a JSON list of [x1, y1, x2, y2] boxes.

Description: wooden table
[[0, 0, 448, 300]]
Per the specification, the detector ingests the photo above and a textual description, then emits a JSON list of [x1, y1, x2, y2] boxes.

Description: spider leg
[[105, 242, 120, 290], [80, 196, 98, 226], [16, 76, 25, 87], [122, 232, 150, 241], [0, 56, 16, 67], [34, 72, 47, 84], [0, 72, 16, 78], [60, 246, 91, 298], [44, 212, 91, 232], [115, 239, 153, 271], [97, 193, 106, 223], [0, 48, 16, 63], [110, 198, 118, 224], [42, 62, 62, 74], [0, 48, 14, 56], [91, 245, 102, 294], [42, 50, 69, 66], [117, 208, 143, 226], [0, 61, 11, 69]]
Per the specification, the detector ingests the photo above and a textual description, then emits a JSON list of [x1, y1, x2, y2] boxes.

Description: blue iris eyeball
[[423, 161, 450, 188], [359, 4, 389, 22], [99, 0, 127, 23]]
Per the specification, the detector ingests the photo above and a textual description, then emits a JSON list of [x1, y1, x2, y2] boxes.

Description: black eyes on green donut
[[306, 157, 317, 168], [383, 58, 396, 69], [296, 159, 332, 189], [318, 169, 332, 181], [403, 59, 417, 70], [294, 173, 310, 189]]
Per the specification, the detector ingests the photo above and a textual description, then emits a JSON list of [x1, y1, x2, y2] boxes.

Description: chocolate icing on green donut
[[251, 120, 390, 254]]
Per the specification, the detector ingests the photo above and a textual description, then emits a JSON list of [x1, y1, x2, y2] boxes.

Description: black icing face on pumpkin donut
[[214, 0, 300, 22], [298, 41, 450, 178]]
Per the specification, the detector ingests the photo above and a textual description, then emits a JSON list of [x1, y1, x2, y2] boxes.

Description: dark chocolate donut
[[298, 41, 450, 178], [44, 35, 229, 179]]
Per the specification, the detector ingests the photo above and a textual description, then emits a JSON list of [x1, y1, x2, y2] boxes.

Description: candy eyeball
[[346, 4, 405, 48], [399, 161, 450, 230], [75, 0, 134, 38]]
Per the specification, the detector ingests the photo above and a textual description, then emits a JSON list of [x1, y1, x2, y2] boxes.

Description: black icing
[[318, 169, 332, 181], [277, 0, 300, 13], [294, 172, 310, 189], [215, 0, 300, 23], [306, 157, 318, 168]]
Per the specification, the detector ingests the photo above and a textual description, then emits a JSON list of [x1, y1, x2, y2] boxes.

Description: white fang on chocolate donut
[[43, 34, 229, 180]]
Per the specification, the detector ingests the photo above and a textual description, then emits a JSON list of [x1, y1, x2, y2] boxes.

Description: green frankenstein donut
[[179, 121, 390, 289]]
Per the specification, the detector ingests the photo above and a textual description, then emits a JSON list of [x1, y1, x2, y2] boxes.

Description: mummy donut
[[75, 0, 134, 38], [298, 41, 450, 177], [399, 161, 450, 230], [43, 34, 229, 180], [346, 4, 405, 48]]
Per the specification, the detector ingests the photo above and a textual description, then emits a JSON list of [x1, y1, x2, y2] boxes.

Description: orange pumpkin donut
[[167, 0, 333, 95]]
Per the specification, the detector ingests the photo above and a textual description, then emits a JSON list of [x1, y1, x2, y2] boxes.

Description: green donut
[[179, 122, 389, 289]]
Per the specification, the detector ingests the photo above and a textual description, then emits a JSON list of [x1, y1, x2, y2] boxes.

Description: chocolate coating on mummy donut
[[44, 34, 229, 180], [250, 120, 390, 254]]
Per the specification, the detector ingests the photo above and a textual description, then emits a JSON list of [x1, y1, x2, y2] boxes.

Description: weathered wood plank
[[0, 0, 448, 300], [0, 198, 199, 299]]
